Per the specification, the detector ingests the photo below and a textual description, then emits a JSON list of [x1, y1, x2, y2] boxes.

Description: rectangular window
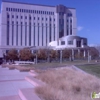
[[46, 24, 47, 46], [68, 41, 73, 45], [12, 15, 14, 18], [29, 22, 31, 46], [46, 18, 47, 21], [42, 23, 43, 46], [49, 24, 51, 42], [42, 18, 43, 21], [12, 21, 14, 45], [25, 16, 27, 19], [21, 22, 22, 46], [38, 17, 39, 20], [21, 16, 23, 19], [16, 22, 18, 45], [7, 21, 9, 45], [70, 29, 72, 35], [61, 41, 65, 45], [25, 22, 27, 46], [54, 24, 55, 41], [38, 23, 39, 46], [34, 17, 35, 20], [34, 23, 35, 46], [6, 8, 8, 11], [7, 14, 9, 18], [16, 16, 18, 19]]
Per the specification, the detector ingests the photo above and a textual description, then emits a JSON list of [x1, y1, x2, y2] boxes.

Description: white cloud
[[77, 26, 84, 31]]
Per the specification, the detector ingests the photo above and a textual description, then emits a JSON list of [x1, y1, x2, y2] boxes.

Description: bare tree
[[6, 49, 18, 62], [19, 48, 33, 61]]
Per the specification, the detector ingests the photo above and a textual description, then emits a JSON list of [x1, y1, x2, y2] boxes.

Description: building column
[[78, 49, 80, 57], [84, 50, 86, 58]]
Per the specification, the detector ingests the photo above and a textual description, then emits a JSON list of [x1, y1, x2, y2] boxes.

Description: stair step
[[0, 95, 21, 100], [19, 88, 41, 100], [25, 76, 44, 87]]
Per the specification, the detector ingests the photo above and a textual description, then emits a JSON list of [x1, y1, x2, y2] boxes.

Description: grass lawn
[[77, 64, 100, 78], [35, 67, 100, 100], [21, 60, 97, 70]]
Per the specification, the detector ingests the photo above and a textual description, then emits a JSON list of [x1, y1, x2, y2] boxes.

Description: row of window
[[61, 41, 73, 45], [7, 21, 56, 27], [7, 14, 55, 21], [59, 12, 72, 17], [6, 7, 54, 15], [7, 21, 56, 46]]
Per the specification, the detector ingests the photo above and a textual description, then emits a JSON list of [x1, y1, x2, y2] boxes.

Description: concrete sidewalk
[[0, 66, 34, 97]]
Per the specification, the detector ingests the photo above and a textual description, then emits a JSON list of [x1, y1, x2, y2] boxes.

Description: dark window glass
[[21, 16, 23, 19], [61, 41, 65, 45], [46, 18, 47, 21], [54, 18, 55, 21], [16, 16, 18, 19], [35, 10, 36, 13], [22, 9, 23, 12], [70, 29, 72, 35], [38, 17, 39, 20], [68, 41, 73, 45], [11, 8, 12, 11], [25, 22, 27, 46], [21, 22, 22, 45], [6, 8, 8, 11], [25, 16, 27, 19], [50, 18, 51, 21], [7, 21, 9, 45], [42, 18, 43, 21], [67, 19, 68, 22], [11, 15, 14, 19], [34, 17, 35, 20], [29, 16, 31, 20], [9, 8, 10, 11], [7, 14, 9, 18], [70, 19, 72, 23], [12, 21, 14, 45], [20, 9, 21, 12]]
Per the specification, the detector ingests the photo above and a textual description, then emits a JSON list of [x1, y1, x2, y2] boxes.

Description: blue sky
[[0, 0, 100, 45]]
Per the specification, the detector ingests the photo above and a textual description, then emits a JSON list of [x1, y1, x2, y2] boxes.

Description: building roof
[[2, 0, 75, 9]]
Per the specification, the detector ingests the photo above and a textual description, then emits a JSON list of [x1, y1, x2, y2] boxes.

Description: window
[[84, 43, 87, 45], [21, 22, 22, 45], [12, 15, 14, 18], [21, 16, 23, 19], [29, 22, 31, 46], [25, 16, 27, 19], [9, 8, 10, 11], [11, 8, 12, 11], [29, 16, 31, 20], [25, 22, 27, 46], [7, 14, 9, 18], [70, 19, 72, 23], [7, 21, 9, 45], [34, 23, 35, 46], [42, 18, 43, 21], [68, 13, 72, 17], [49, 24, 51, 42], [6, 8, 8, 11], [54, 18, 55, 21], [16, 16, 18, 19], [16, 22, 18, 45], [50, 18, 51, 21], [68, 41, 73, 45], [38, 17, 39, 20], [46, 18, 47, 21], [12, 21, 14, 45], [34, 17, 35, 20], [38, 23, 39, 46], [70, 29, 72, 35], [42, 23, 43, 46], [67, 19, 68, 22], [61, 41, 65, 45]]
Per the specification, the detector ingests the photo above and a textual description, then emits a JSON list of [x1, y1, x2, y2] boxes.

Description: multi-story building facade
[[0, 0, 88, 58]]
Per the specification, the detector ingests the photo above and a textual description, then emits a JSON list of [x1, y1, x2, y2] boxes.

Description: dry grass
[[35, 67, 100, 100], [1, 64, 34, 71]]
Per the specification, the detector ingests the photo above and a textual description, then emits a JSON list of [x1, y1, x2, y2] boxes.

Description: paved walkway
[[0, 66, 34, 97]]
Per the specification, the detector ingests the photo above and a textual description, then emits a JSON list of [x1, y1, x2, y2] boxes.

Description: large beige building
[[0, 1, 88, 58]]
